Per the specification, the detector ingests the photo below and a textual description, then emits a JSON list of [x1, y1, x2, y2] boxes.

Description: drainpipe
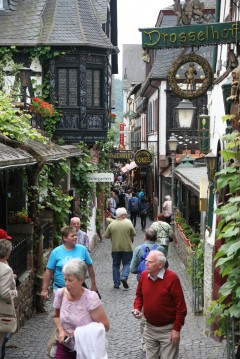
[[212, 0, 221, 73], [149, 81, 160, 212]]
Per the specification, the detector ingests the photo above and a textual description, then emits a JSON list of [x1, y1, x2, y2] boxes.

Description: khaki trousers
[[144, 322, 179, 359]]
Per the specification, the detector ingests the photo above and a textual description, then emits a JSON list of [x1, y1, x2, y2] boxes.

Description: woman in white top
[[162, 195, 172, 224]]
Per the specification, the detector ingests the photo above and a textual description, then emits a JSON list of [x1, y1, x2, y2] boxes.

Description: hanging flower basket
[[108, 112, 116, 123]]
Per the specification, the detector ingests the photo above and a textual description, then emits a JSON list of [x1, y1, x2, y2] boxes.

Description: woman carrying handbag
[[53, 258, 109, 359], [0, 232, 18, 357]]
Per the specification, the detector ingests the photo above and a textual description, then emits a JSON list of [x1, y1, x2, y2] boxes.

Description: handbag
[[46, 288, 65, 358], [0, 297, 17, 333], [46, 329, 58, 358], [0, 316, 17, 333]]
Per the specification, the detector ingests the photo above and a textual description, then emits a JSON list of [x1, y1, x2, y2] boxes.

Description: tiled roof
[[0, 140, 82, 170], [0, 0, 116, 51], [92, 0, 108, 24], [122, 44, 146, 88], [0, 143, 36, 169]]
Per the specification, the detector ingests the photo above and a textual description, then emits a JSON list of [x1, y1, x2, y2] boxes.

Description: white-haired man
[[105, 207, 136, 289], [70, 217, 90, 251], [132, 250, 187, 359]]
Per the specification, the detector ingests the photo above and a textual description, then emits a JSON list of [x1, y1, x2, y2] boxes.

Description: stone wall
[[174, 223, 194, 267], [15, 270, 34, 329], [204, 239, 214, 311]]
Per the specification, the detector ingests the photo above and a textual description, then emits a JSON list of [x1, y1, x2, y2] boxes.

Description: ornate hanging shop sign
[[140, 22, 240, 49], [168, 53, 213, 99], [134, 150, 152, 167]]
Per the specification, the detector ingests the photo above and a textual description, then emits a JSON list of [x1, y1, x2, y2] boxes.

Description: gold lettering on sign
[[163, 33, 168, 43], [198, 31, 204, 41], [211, 26, 219, 40], [179, 32, 187, 42], [221, 29, 229, 39], [143, 30, 161, 46], [170, 33, 177, 43], [230, 23, 240, 37], [189, 32, 196, 42], [142, 22, 240, 48]]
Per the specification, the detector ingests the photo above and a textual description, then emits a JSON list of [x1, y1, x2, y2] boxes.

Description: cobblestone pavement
[[6, 217, 227, 358]]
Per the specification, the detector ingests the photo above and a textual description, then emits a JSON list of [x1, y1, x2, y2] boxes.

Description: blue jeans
[[112, 251, 133, 286]]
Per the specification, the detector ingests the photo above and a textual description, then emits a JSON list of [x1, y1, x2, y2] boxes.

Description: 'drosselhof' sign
[[134, 150, 152, 167], [140, 22, 240, 49]]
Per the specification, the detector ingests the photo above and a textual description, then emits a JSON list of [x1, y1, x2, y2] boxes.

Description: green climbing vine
[[38, 162, 73, 243], [206, 128, 240, 336], [0, 91, 46, 143]]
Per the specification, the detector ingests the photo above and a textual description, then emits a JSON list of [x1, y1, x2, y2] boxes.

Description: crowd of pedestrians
[[0, 172, 187, 359]]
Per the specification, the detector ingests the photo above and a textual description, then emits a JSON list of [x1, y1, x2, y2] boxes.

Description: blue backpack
[[137, 244, 158, 280], [130, 198, 139, 212]]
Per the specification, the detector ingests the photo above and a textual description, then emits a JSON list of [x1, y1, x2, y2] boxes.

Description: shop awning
[[174, 166, 208, 196], [121, 161, 137, 173], [161, 166, 171, 177]]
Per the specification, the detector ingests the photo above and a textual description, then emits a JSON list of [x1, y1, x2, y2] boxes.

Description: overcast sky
[[117, 0, 174, 78]]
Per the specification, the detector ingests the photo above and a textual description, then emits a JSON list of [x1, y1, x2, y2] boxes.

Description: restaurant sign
[[140, 22, 240, 49], [108, 151, 134, 160], [86, 173, 114, 182], [134, 150, 152, 167]]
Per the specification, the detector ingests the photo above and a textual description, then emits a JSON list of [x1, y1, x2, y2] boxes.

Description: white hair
[[62, 259, 87, 281], [165, 195, 171, 201], [116, 207, 127, 218]]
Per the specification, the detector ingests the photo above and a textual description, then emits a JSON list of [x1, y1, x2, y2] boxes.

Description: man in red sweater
[[132, 250, 187, 359]]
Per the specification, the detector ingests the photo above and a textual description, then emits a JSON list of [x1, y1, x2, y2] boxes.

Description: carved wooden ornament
[[168, 53, 213, 99]]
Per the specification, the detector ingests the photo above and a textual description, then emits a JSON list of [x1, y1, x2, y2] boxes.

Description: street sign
[[140, 22, 240, 49], [86, 173, 114, 182]]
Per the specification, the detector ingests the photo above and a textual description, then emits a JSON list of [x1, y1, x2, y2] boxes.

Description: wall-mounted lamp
[[19, 67, 32, 88], [204, 150, 217, 182], [198, 106, 210, 154], [175, 99, 197, 129], [19, 67, 32, 108], [167, 133, 178, 227]]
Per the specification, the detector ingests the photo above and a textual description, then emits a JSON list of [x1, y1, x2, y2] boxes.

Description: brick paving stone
[[6, 216, 227, 358]]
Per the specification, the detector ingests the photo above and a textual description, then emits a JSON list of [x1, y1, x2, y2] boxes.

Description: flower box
[[8, 223, 34, 235]]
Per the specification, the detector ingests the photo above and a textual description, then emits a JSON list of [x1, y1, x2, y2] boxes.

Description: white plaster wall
[[87, 199, 96, 246], [159, 81, 167, 156], [207, 78, 229, 154]]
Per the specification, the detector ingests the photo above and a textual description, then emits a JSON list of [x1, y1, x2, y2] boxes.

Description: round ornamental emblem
[[134, 150, 152, 167], [168, 53, 213, 99]]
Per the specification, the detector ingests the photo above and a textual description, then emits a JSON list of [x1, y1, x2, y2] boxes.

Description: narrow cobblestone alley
[[6, 218, 227, 359]]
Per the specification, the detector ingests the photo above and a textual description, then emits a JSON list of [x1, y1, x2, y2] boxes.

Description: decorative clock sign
[[168, 53, 213, 99]]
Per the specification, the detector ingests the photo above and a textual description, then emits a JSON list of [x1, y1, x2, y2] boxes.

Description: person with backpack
[[130, 227, 167, 352], [128, 192, 139, 227], [151, 212, 174, 254], [139, 197, 149, 231]]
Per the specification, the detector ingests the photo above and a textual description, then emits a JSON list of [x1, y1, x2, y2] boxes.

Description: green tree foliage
[[206, 129, 240, 335]]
